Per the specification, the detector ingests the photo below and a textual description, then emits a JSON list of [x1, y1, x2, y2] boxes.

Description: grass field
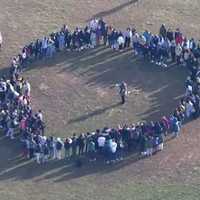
[[23, 47, 187, 136], [0, 0, 200, 199]]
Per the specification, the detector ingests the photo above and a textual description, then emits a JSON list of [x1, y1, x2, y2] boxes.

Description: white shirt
[[37, 112, 43, 121], [111, 141, 117, 153], [97, 136, 106, 147], [117, 36, 125, 45], [22, 52, 27, 59]]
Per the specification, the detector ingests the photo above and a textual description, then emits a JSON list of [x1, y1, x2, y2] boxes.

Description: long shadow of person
[[68, 102, 122, 124], [87, 0, 139, 22]]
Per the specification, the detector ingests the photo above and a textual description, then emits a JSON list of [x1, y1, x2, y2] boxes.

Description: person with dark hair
[[43, 143, 50, 163], [166, 28, 174, 42], [124, 28, 131, 48], [88, 139, 96, 162], [47, 136, 54, 158], [77, 133, 85, 155], [28, 136, 35, 159], [64, 137, 72, 159], [159, 24, 167, 38], [99, 18, 107, 45], [119, 81, 127, 104], [117, 31, 125, 51], [34, 39, 41, 59], [71, 133, 78, 157], [35, 142, 42, 164]]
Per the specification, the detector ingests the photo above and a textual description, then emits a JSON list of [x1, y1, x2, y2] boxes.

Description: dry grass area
[[24, 48, 187, 135], [0, 0, 200, 200]]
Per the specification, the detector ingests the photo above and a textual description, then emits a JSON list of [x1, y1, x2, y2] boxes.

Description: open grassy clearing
[[0, 0, 200, 200], [23, 47, 187, 136]]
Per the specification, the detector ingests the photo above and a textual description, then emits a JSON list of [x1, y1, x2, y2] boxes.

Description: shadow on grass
[[68, 102, 122, 124], [86, 0, 139, 22], [0, 132, 146, 182], [1, 117, 197, 182], [0, 131, 177, 182]]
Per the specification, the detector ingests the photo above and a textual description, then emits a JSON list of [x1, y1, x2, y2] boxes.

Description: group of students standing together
[[0, 18, 200, 165]]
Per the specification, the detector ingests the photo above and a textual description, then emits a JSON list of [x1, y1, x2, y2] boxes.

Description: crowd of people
[[0, 18, 200, 165]]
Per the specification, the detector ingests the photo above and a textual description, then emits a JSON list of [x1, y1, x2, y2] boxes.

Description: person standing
[[6, 116, 15, 139], [88, 139, 96, 162], [55, 137, 64, 160], [119, 81, 127, 104], [64, 137, 72, 159], [35, 142, 42, 164], [77, 133, 85, 155], [71, 133, 78, 157]]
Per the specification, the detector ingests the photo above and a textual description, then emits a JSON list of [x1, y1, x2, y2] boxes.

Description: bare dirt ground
[[0, 0, 200, 200]]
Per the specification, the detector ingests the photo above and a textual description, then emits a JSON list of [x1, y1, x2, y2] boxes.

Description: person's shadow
[[68, 102, 121, 124], [87, 0, 139, 22]]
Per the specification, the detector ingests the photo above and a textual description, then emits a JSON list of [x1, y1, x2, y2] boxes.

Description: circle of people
[[0, 18, 200, 165]]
